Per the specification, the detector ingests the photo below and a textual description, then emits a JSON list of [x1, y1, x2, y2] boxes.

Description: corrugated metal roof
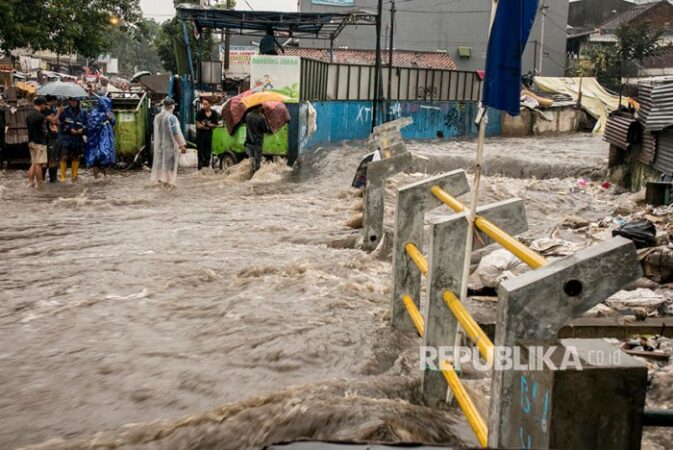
[[284, 48, 457, 70], [637, 130, 657, 164], [653, 129, 673, 175], [638, 82, 673, 131], [604, 114, 639, 149], [598, 1, 664, 33]]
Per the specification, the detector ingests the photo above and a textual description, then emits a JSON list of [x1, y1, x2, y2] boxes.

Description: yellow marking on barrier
[[443, 291, 494, 366], [404, 242, 429, 276], [402, 295, 425, 337], [431, 186, 548, 269], [441, 360, 489, 448]]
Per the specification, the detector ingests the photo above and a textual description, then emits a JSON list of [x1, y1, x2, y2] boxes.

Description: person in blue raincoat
[[85, 96, 116, 180]]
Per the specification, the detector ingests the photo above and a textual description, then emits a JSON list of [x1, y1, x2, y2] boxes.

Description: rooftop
[[599, 1, 668, 33], [284, 48, 458, 70]]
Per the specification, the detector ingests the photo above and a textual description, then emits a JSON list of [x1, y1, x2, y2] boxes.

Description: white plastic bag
[[469, 249, 530, 290], [179, 148, 198, 168]]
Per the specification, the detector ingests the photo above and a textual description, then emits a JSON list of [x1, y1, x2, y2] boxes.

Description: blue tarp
[[85, 96, 116, 168], [482, 0, 539, 116]]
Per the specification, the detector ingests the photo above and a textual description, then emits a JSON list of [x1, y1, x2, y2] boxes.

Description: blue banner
[[311, 0, 354, 5], [482, 0, 539, 116]]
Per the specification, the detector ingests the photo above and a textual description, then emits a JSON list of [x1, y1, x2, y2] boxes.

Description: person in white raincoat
[[151, 97, 186, 187]]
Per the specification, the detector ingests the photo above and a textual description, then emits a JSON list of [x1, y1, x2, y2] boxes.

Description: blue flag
[[482, 0, 539, 116]]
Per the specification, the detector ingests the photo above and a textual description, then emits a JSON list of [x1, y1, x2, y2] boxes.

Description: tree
[[586, 21, 664, 90], [0, 1, 51, 53], [155, 0, 235, 73], [616, 21, 663, 61], [107, 19, 164, 76], [0, 0, 143, 59]]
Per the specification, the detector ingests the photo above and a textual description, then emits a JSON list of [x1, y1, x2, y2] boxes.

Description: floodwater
[[0, 135, 667, 449]]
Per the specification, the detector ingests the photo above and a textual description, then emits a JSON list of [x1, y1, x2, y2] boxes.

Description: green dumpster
[[110, 93, 149, 160], [211, 124, 288, 168]]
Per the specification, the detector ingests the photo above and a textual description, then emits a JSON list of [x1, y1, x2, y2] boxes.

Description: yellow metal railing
[[404, 242, 429, 276], [443, 291, 494, 366], [402, 295, 425, 337], [441, 360, 489, 448], [430, 185, 548, 269], [398, 185, 551, 448]]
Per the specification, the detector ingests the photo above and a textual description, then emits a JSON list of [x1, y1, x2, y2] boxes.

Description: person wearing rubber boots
[[59, 97, 87, 182]]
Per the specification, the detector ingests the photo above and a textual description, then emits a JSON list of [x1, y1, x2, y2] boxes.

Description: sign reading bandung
[[250, 55, 300, 101], [311, 0, 354, 6]]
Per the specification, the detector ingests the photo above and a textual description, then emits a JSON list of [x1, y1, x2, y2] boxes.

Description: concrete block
[[505, 339, 647, 450], [488, 237, 643, 447], [422, 198, 529, 406], [391, 170, 469, 332], [362, 152, 413, 251]]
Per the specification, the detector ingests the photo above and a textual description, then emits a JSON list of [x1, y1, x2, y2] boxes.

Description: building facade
[[298, 0, 570, 76]]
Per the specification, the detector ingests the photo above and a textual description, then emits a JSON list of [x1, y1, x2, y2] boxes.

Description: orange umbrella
[[240, 91, 289, 109]]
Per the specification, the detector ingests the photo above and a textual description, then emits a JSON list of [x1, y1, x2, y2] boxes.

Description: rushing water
[[0, 135, 667, 449]]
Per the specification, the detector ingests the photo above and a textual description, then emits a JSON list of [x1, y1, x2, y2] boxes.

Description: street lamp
[[109, 15, 120, 26]]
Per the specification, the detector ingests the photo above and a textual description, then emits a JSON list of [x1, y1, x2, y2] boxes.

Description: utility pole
[[224, 0, 233, 70], [372, 0, 383, 131], [538, 0, 547, 75], [387, 0, 396, 121]]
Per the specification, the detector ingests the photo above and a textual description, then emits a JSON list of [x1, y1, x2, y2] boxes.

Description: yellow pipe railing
[[402, 295, 425, 337], [441, 360, 489, 448], [443, 291, 494, 366], [430, 185, 548, 269], [404, 242, 429, 276]]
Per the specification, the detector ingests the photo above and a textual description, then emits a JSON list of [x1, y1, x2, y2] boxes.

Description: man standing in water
[[151, 97, 186, 188], [244, 105, 270, 174], [59, 97, 87, 182], [25, 96, 48, 187], [195, 98, 219, 170]]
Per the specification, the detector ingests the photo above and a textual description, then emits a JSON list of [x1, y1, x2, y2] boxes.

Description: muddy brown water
[[0, 135, 668, 449]]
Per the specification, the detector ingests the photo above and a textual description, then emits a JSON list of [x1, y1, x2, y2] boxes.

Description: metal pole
[[224, 0, 232, 70], [451, 0, 498, 391], [330, 37, 334, 63], [538, 0, 547, 75], [387, 0, 396, 121], [372, 0, 383, 131]]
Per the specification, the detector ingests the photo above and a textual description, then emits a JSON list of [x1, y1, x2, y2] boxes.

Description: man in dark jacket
[[259, 27, 285, 55], [244, 105, 270, 174], [59, 97, 87, 182]]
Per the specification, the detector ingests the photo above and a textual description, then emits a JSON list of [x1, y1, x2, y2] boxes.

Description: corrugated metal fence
[[300, 58, 481, 102]]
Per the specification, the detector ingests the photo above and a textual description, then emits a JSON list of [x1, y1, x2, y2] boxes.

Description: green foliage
[[0, 0, 143, 58], [154, 0, 237, 74], [585, 21, 665, 90], [0, 1, 51, 52], [616, 21, 663, 61], [107, 19, 164, 77], [586, 44, 621, 89]]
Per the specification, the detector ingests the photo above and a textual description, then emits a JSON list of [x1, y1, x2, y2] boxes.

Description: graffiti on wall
[[300, 100, 501, 154]]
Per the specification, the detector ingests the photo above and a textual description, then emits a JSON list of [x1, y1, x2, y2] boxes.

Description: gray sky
[[140, 0, 298, 21]]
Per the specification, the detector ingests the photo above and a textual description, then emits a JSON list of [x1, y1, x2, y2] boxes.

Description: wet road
[[1, 134, 662, 449]]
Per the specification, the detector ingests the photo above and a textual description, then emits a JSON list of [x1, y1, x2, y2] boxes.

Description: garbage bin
[[110, 93, 149, 160], [211, 124, 288, 169]]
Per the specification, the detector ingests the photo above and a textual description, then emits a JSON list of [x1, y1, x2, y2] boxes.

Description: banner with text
[[250, 55, 300, 102]]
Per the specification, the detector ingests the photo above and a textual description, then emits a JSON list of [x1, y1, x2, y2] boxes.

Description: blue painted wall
[[298, 100, 501, 155]]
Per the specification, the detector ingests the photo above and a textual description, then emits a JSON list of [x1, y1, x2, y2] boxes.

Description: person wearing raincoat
[[85, 96, 116, 180], [151, 97, 186, 187], [59, 97, 87, 182]]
